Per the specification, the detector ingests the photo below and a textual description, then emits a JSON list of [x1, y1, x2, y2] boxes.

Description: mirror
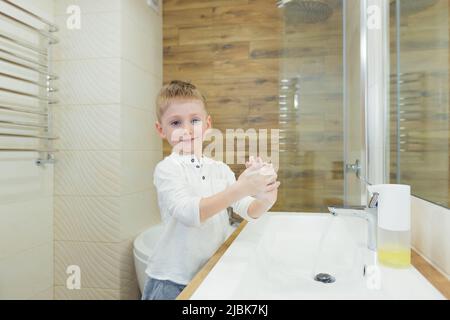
[[389, 0, 449, 208]]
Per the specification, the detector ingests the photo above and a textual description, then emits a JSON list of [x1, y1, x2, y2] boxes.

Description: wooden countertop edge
[[411, 250, 450, 299], [177, 220, 248, 300], [177, 220, 449, 300]]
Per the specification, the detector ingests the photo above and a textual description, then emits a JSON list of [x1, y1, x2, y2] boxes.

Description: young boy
[[141, 80, 280, 300]]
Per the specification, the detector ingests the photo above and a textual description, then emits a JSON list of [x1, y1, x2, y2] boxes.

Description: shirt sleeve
[[223, 164, 258, 222], [153, 161, 202, 227]]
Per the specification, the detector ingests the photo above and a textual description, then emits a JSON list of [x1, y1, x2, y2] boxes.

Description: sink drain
[[314, 273, 336, 284]]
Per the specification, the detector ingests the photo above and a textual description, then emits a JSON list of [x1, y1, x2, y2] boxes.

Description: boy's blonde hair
[[156, 80, 207, 121]]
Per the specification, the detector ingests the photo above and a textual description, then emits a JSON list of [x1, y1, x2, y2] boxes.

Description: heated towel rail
[[0, 0, 58, 166]]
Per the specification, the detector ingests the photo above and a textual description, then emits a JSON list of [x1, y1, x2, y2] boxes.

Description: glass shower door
[[343, 0, 366, 205], [343, 0, 391, 205]]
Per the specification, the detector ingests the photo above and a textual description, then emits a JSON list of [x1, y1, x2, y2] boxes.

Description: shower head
[[278, 0, 341, 24], [390, 0, 439, 16]]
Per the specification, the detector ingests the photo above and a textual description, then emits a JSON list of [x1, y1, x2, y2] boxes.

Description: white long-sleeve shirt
[[145, 151, 257, 285]]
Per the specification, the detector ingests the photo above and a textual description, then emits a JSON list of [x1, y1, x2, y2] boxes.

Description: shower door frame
[[343, 0, 390, 205]]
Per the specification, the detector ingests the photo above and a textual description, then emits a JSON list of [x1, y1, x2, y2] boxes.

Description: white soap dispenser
[[367, 184, 411, 268]]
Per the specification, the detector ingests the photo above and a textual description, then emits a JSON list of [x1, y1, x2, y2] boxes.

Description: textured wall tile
[[121, 0, 161, 33], [54, 286, 120, 300], [54, 59, 121, 106], [121, 59, 161, 111], [54, 241, 121, 289], [54, 105, 121, 151], [121, 105, 161, 151], [120, 189, 161, 241], [55, 151, 121, 196], [120, 151, 160, 195], [121, 12, 162, 76], [55, 196, 120, 242], [54, 12, 121, 61], [54, 0, 121, 15]]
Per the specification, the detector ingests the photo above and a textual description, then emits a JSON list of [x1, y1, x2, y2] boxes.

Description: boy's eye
[[170, 120, 181, 127], [191, 118, 201, 125]]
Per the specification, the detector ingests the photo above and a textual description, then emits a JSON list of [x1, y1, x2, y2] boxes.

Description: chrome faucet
[[327, 193, 379, 251]]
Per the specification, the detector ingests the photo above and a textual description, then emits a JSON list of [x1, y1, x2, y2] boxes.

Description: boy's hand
[[237, 164, 277, 196], [256, 180, 280, 206], [244, 156, 279, 201]]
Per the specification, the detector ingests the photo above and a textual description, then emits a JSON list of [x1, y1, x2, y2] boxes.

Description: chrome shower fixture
[[277, 0, 342, 24]]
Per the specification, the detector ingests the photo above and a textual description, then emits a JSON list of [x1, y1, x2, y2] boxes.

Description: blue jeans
[[141, 276, 186, 300]]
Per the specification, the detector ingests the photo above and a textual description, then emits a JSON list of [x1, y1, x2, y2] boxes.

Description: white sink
[[190, 212, 445, 300]]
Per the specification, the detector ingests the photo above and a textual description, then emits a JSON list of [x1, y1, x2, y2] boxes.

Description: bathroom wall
[[0, 0, 55, 300], [163, 0, 345, 212], [53, 0, 162, 299], [411, 196, 450, 279]]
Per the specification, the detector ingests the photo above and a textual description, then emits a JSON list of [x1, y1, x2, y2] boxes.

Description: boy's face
[[155, 100, 211, 154]]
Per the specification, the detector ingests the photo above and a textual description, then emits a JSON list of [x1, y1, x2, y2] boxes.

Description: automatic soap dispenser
[[368, 184, 412, 268]]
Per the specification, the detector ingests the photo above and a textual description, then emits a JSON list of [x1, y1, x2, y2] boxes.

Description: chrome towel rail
[[0, 148, 58, 152], [1, 0, 59, 32], [0, 132, 57, 139], [0, 87, 58, 102], [0, 119, 48, 129], [390, 72, 425, 153], [0, 56, 58, 79], [0, 10, 59, 44], [0, 0, 59, 166], [0, 48, 47, 68], [0, 31, 48, 56], [0, 71, 58, 90], [0, 102, 48, 116]]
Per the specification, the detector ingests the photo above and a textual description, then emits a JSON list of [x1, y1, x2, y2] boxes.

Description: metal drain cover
[[314, 273, 336, 284]]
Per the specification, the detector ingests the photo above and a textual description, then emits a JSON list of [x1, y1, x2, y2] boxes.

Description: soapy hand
[[243, 156, 280, 205], [237, 158, 278, 196]]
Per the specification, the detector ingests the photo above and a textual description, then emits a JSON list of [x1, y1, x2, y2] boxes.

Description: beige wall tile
[[121, 105, 162, 151], [54, 105, 121, 151], [121, 59, 162, 111], [54, 239, 140, 298], [121, 12, 162, 76], [55, 196, 120, 242], [120, 189, 161, 241], [0, 154, 53, 202], [55, 151, 121, 196], [54, 0, 121, 15], [54, 12, 121, 61], [54, 59, 121, 105], [120, 151, 160, 195], [0, 242, 53, 300], [412, 196, 450, 278], [54, 286, 120, 300], [53, 0, 162, 300], [28, 286, 54, 300], [54, 241, 122, 289], [0, 198, 53, 260]]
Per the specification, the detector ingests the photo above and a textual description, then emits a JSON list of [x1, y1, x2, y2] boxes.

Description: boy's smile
[[155, 100, 212, 156]]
